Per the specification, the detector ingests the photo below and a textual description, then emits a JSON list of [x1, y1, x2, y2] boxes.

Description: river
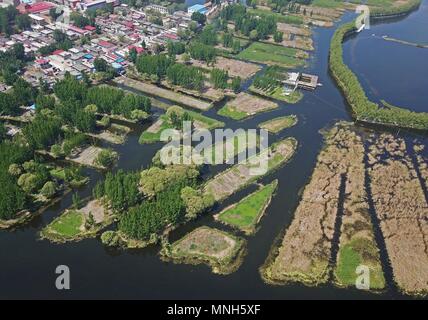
[[0, 7, 426, 299]]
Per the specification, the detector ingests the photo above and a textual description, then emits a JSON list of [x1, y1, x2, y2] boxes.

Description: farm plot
[[186, 56, 262, 79], [204, 137, 297, 202], [218, 92, 278, 120], [237, 42, 307, 68]]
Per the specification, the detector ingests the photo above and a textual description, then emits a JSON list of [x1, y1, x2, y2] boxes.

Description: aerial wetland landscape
[[0, 0, 427, 299]]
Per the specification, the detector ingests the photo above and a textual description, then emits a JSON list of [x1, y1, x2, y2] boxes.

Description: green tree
[[41, 181, 56, 198]]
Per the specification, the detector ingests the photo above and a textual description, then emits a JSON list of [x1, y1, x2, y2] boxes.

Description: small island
[[161, 226, 246, 275], [216, 180, 278, 235]]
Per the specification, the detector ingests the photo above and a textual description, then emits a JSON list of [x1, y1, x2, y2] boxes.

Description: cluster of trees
[[166, 63, 205, 91], [70, 12, 95, 28], [0, 122, 6, 142], [135, 54, 175, 79], [220, 4, 277, 40], [55, 100, 97, 132], [274, 31, 284, 43], [51, 132, 88, 158], [93, 170, 141, 212], [330, 21, 428, 130], [253, 66, 286, 92], [39, 30, 73, 55], [0, 141, 32, 220], [167, 41, 185, 57], [2, 76, 36, 109], [0, 43, 31, 87], [221, 33, 241, 53], [198, 25, 218, 46], [136, 53, 207, 91], [54, 74, 151, 122], [165, 106, 192, 129], [180, 186, 214, 219], [94, 148, 117, 168], [264, 0, 311, 13], [139, 164, 199, 198], [22, 115, 62, 150], [210, 68, 228, 89], [0, 6, 28, 36], [85, 85, 151, 118], [118, 161, 215, 240], [118, 181, 186, 240], [188, 42, 217, 64], [191, 11, 206, 25]]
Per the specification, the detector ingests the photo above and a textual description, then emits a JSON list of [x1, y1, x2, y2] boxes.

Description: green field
[[249, 85, 304, 104], [46, 210, 83, 238], [237, 42, 305, 68], [248, 8, 304, 25], [312, 0, 344, 8], [188, 110, 225, 129], [139, 118, 173, 144], [335, 238, 385, 289], [50, 168, 66, 180], [217, 105, 248, 120], [217, 180, 278, 234]]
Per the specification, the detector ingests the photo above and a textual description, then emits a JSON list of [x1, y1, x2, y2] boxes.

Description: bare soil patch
[[114, 77, 212, 111], [228, 92, 278, 115], [185, 56, 262, 79], [204, 137, 297, 202]]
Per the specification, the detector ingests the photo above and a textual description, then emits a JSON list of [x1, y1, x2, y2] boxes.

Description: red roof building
[[52, 49, 64, 55], [84, 25, 96, 31], [98, 40, 114, 48], [128, 46, 144, 54], [18, 2, 56, 14]]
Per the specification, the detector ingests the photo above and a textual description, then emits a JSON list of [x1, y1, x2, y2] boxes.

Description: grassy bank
[[329, 19, 428, 131], [258, 115, 298, 133]]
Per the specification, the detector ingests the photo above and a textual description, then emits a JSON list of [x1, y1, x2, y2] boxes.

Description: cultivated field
[[237, 42, 307, 68], [114, 77, 212, 111], [186, 56, 262, 79], [218, 92, 278, 120], [204, 137, 297, 202]]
